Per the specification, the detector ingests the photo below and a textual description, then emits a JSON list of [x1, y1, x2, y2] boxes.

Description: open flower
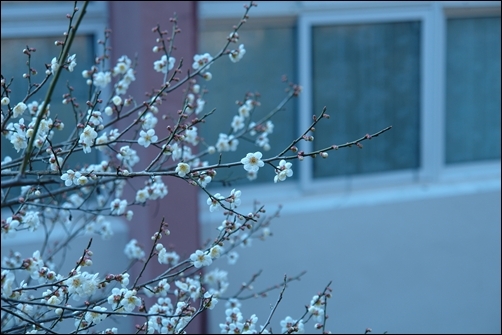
[[175, 162, 191, 177], [61, 169, 81, 186], [138, 129, 158, 148], [153, 55, 175, 73], [274, 159, 293, 183], [229, 44, 246, 63], [207, 193, 224, 212], [190, 250, 212, 268], [240, 152, 264, 173]]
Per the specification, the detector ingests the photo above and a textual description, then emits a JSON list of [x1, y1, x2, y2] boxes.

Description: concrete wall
[[200, 179, 501, 334]]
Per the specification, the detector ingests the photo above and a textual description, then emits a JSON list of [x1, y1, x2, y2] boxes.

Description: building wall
[[108, 1, 203, 333], [200, 178, 501, 334], [197, 1, 501, 333]]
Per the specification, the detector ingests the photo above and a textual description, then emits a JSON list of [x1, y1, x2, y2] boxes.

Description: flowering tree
[[1, 1, 391, 334]]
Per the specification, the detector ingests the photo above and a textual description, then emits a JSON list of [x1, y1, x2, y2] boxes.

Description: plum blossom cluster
[[3, 100, 63, 153], [154, 54, 176, 74], [0, 2, 389, 334]]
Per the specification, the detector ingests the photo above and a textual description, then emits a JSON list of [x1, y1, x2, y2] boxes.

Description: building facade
[[1, 1, 500, 334]]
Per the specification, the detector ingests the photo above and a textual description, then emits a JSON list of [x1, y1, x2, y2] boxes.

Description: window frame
[[197, 1, 500, 211], [1, 1, 110, 99], [1, 1, 110, 98], [298, 3, 433, 194]]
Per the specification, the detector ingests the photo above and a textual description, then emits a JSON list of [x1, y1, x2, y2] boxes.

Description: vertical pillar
[[109, 2, 204, 333]]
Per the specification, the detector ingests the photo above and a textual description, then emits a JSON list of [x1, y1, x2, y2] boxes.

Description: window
[[445, 16, 501, 164], [1, 1, 108, 194], [198, 18, 298, 185], [311, 21, 421, 178], [198, 1, 501, 194]]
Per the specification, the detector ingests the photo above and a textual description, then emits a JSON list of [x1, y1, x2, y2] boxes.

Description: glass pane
[[445, 16, 501, 164], [198, 24, 297, 186], [312, 21, 421, 178], [1, 35, 97, 193]]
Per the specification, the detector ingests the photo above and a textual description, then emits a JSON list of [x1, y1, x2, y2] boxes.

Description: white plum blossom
[[154, 55, 176, 73], [238, 103, 252, 118], [50, 57, 59, 73], [192, 53, 213, 71], [216, 133, 239, 152], [124, 239, 145, 260], [123, 68, 136, 83], [42, 290, 62, 305], [175, 162, 191, 177], [23, 211, 40, 231], [264, 120, 274, 134], [202, 72, 212, 81], [87, 109, 103, 126], [67, 54, 77, 72], [184, 126, 198, 145], [231, 115, 245, 133], [207, 193, 224, 212], [61, 169, 81, 187], [203, 291, 218, 310], [280, 316, 305, 334], [27, 100, 50, 117], [117, 145, 140, 167], [256, 133, 271, 151], [141, 112, 158, 130], [195, 98, 205, 115], [113, 55, 132, 75], [10, 131, 27, 153], [135, 188, 149, 203], [94, 133, 109, 150], [209, 245, 223, 259], [12, 102, 27, 118], [1, 271, 15, 297], [92, 71, 111, 88], [138, 129, 158, 148], [104, 106, 113, 116], [84, 306, 107, 325], [190, 249, 212, 268], [229, 44, 246, 63], [120, 289, 141, 312], [79, 125, 97, 147], [1, 156, 12, 171], [198, 174, 212, 188], [227, 188, 241, 208], [112, 95, 122, 106], [241, 152, 264, 173], [274, 159, 293, 183], [227, 251, 239, 265], [64, 270, 100, 301], [76, 175, 88, 185], [115, 67, 136, 95], [247, 170, 258, 181], [158, 248, 180, 266], [2, 217, 20, 238], [110, 198, 128, 215]]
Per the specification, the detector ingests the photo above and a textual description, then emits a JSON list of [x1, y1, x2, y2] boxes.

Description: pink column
[[109, 2, 204, 333]]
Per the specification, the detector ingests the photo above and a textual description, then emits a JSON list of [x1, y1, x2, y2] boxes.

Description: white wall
[[200, 179, 501, 334]]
